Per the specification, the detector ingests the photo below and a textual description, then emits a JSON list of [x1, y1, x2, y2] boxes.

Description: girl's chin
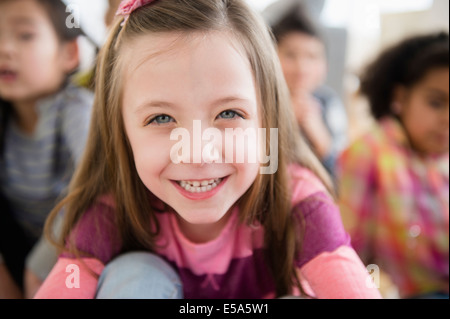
[[173, 202, 235, 225], [175, 210, 228, 225]]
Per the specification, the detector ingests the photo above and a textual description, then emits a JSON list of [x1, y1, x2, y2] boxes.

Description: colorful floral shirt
[[337, 117, 449, 298]]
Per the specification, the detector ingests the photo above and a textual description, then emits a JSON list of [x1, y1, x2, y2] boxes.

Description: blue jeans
[[409, 292, 449, 299], [95, 252, 183, 299]]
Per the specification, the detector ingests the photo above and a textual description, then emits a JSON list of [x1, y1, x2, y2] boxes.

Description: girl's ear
[[392, 85, 408, 115], [60, 40, 80, 74]]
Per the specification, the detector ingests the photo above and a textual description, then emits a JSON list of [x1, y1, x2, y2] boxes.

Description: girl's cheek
[[146, 136, 174, 161], [222, 128, 260, 165]]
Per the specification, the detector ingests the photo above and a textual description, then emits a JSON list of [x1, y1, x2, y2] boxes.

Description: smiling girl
[[35, 0, 380, 299]]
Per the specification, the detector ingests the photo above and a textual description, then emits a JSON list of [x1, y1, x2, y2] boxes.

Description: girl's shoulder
[[340, 117, 409, 168], [288, 163, 330, 207], [350, 118, 397, 150], [288, 164, 352, 268], [63, 194, 121, 264]]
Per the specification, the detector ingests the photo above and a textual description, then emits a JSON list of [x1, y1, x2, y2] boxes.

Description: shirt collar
[[380, 116, 449, 166], [380, 116, 410, 149]]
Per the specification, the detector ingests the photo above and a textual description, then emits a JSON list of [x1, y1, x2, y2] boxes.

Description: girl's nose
[[170, 121, 224, 165], [0, 35, 15, 58], [200, 140, 222, 165], [193, 125, 223, 165]]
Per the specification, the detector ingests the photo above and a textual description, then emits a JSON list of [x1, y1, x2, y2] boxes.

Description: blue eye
[[218, 110, 243, 120], [147, 114, 174, 126]]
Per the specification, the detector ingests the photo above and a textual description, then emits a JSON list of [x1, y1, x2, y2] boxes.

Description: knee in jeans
[[96, 252, 183, 299], [105, 252, 179, 281]]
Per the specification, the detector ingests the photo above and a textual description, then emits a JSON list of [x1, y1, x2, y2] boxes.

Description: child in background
[[35, 0, 380, 299], [338, 32, 449, 299], [0, 0, 93, 298], [271, 5, 348, 178]]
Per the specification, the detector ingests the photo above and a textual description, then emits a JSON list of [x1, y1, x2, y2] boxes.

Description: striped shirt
[[337, 117, 449, 298], [0, 84, 93, 242], [34, 165, 382, 299]]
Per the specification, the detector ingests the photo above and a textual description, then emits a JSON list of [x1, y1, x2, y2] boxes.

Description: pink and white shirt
[[35, 165, 381, 299]]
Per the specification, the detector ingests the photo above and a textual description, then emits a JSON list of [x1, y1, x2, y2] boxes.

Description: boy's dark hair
[[360, 32, 449, 120], [38, 0, 84, 42], [270, 3, 323, 44]]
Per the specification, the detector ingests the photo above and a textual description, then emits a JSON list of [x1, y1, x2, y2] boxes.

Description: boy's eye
[[429, 99, 445, 109], [217, 110, 243, 120], [18, 33, 35, 41], [146, 114, 174, 126]]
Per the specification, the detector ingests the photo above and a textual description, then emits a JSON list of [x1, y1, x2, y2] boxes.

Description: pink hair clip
[[116, 0, 157, 25]]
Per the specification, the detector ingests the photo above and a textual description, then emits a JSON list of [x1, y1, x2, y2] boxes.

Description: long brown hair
[[45, 0, 333, 297]]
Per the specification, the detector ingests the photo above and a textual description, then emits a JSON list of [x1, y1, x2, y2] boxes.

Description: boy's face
[[0, 0, 74, 104], [121, 31, 262, 242], [396, 67, 449, 156], [277, 31, 327, 95]]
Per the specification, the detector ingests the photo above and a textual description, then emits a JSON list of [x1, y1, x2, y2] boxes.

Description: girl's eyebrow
[[425, 88, 449, 98], [10, 17, 37, 27], [133, 101, 178, 115], [212, 96, 255, 107], [133, 96, 255, 115]]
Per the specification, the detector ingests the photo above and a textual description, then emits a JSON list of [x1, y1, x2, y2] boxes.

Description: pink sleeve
[[299, 246, 382, 299], [34, 257, 104, 299]]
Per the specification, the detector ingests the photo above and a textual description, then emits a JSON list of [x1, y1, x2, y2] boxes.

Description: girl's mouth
[[177, 178, 223, 193], [171, 176, 229, 200], [0, 69, 18, 82]]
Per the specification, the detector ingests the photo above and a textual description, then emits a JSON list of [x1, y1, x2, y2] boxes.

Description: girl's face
[[396, 67, 449, 156], [277, 31, 327, 95], [121, 32, 261, 242], [0, 0, 76, 104]]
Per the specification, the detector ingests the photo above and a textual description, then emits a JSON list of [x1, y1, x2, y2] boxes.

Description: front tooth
[[180, 179, 224, 193]]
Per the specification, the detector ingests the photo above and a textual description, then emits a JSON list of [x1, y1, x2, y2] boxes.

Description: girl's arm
[[290, 172, 381, 299], [33, 257, 104, 299], [34, 197, 120, 299], [298, 245, 382, 299]]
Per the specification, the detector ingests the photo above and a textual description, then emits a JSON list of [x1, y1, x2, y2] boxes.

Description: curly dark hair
[[360, 32, 449, 120]]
